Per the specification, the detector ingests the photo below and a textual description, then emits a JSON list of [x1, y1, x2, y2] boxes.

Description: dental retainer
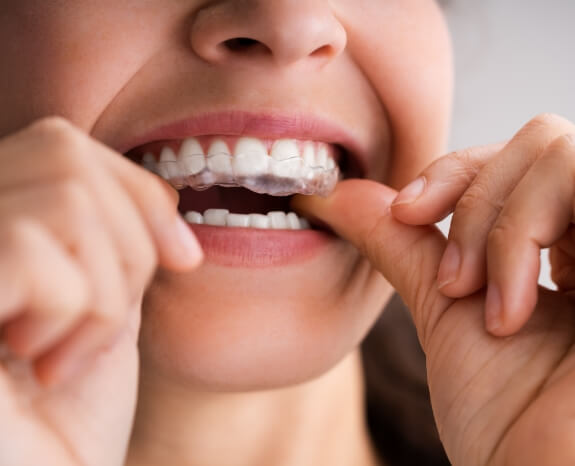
[[143, 147, 341, 197]]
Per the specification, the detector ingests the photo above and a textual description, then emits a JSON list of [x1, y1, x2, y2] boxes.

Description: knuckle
[[446, 153, 480, 185], [0, 218, 41, 248], [29, 117, 89, 171], [90, 303, 124, 331], [547, 133, 575, 154], [455, 182, 502, 216], [516, 113, 574, 144], [528, 112, 565, 131], [52, 178, 92, 213], [487, 220, 515, 251], [29, 116, 79, 143]]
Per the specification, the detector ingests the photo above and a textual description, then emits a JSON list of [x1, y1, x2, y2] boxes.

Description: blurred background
[[442, 0, 575, 288]]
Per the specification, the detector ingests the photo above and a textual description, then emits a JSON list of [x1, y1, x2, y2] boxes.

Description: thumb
[[292, 179, 453, 347]]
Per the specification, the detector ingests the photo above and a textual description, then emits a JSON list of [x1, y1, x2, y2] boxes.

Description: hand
[[0, 117, 202, 466], [293, 114, 575, 465], [392, 113, 575, 335]]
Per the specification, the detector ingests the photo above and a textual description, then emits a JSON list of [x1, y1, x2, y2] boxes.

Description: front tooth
[[180, 138, 206, 175], [226, 214, 250, 227], [299, 218, 311, 229], [268, 211, 288, 229], [286, 212, 301, 230], [233, 137, 269, 177], [249, 214, 270, 229], [204, 209, 229, 226], [270, 139, 302, 178], [158, 147, 180, 179], [271, 139, 299, 161], [184, 211, 204, 224], [207, 140, 232, 175]]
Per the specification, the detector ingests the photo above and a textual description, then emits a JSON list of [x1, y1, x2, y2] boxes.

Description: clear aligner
[[143, 144, 341, 197]]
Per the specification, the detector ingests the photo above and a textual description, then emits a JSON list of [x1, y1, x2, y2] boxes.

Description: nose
[[189, 0, 347, 68]]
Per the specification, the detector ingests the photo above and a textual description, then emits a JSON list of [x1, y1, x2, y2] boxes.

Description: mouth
[[126, 134, 361, 231], [121, 112, 364, 266]]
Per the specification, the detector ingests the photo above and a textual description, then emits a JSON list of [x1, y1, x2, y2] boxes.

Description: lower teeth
[[184, 209, 310, 230]]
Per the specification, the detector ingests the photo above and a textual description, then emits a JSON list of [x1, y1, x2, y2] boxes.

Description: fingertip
[[484, 280, 538, 337], [392, 176, 427, 207], [162, 215, 204, 271]]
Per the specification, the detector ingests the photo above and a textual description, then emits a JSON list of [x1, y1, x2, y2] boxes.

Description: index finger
[[292, 179, 451, 347]]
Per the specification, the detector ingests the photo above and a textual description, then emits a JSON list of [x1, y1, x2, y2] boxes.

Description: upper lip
[[118, 110, 367, 175]]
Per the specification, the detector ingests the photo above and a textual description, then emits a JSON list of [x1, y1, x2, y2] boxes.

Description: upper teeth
[[140, 136, 339, 196]]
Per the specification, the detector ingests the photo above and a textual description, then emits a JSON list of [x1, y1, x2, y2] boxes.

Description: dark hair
[[361, 294, 450, 465]]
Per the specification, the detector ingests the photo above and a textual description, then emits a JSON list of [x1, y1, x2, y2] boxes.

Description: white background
[[443, 0, 575, 288]]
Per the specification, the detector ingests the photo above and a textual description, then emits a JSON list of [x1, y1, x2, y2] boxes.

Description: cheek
[[0, 2, 166, 136], [138, 251, 392, 391], [341, 0, 453, 188]]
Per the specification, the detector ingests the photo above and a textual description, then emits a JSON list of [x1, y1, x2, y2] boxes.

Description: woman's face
[[0, 0, 452, 390]]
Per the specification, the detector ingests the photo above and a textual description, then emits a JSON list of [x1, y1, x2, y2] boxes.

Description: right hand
[[0, 117, 202, 466]]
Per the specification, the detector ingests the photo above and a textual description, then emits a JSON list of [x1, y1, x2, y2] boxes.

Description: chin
[[138, 248, 391, 392]]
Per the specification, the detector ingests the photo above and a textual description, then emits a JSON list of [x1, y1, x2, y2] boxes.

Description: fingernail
[[393, 177, 426, 205], [485, 282, 502, 332], [175, 215, 203, 265], [437, 241, 461, 289]]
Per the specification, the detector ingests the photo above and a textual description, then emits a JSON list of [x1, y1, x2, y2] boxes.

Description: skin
[[8, 0, 575, 465]]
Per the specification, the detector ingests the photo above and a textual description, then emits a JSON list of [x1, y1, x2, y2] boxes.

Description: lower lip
[[188, 224, 335, 267]]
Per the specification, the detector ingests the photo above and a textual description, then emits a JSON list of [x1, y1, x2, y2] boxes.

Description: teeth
[[286, 212, 300, 229], [315, 144, 328, 167], [158, 147, 179, 179], [207, 141, 233, 175], [268, 211, 288, 229], [233, 137, 269, 177], [226, 213, 250, 228], [180, 138, 206, 175], [249, 214, 269, 229], [139, 136, 340, 197], [204, 209, 229, 226], [270, 139, 302, 178], [142, 152, 158, 173], [184, 210, 311, 230], [184, 211, 204, 224]]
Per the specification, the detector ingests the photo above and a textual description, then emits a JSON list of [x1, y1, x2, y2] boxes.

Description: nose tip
[[189, 0, 347, 68]]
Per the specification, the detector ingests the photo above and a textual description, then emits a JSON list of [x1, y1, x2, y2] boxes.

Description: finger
[[0, 186, 128, 360], [34, 314, 120, 387], [0, 118, 203, 271], [391, 143, 504, 224], [292, 180, 451, 349], [0, 220, 89, 338], [0, 180, 154, 305], [485, 134, 575, 336], [436, 114, 575, 298], [88, 143, 203, 271], [549, 226, 575, 291]]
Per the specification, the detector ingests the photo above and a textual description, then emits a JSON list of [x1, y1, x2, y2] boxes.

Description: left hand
[[391, 112, 575, 336], [292, 113, 575, 465]]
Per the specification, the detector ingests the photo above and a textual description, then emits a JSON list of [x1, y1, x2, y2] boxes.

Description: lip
[[189, 223, 337, 268], [118, 110, 367, 175], [117, 110, 359, 267]]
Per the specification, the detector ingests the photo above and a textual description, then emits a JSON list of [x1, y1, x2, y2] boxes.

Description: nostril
[[224, 37, 258, 50], [310, 44, 334, 59], [223, 37, 271, 56]]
